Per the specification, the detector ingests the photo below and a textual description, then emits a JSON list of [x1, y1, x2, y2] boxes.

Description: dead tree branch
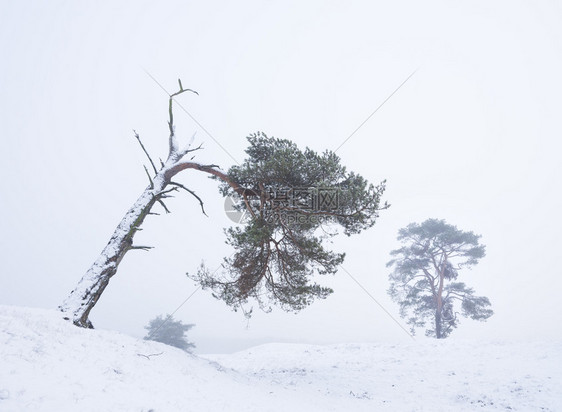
[[130, 245, 153, 251], [170, 181, 207, 216], [136, 352, 164, 360], [134, 130, 158, 175], [157, 199, 170, 214], [168, 80, 198, 157], [143, 165, 154, 189]]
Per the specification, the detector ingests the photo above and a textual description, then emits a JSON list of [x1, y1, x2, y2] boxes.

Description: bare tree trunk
[[58, 82, 248, 328], [59, 82, 249, 328], [434, 253, 447, 339], [59, 174, 169, 327], [59, 159, 242, 328], [435, 308, 442, 339]]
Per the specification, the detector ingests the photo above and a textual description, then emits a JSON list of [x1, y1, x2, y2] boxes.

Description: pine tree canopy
[[387, 219, 493, 338], [190, 132, 388, 314]]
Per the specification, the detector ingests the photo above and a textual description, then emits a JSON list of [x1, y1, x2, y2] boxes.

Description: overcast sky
[[1, 1, 561, 353]]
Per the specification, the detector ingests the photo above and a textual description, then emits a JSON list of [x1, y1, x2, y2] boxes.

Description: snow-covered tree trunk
[[59, 82, 245, 328], [59, 173, 169, 327]]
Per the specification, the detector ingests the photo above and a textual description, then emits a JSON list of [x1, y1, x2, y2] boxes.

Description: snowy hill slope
[[0, 306, 319, 412], [207, 341, 562, 411], [1, 305, 561, 411]]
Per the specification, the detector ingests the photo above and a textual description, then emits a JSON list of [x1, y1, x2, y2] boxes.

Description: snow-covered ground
[[1, 305, 560, 411]]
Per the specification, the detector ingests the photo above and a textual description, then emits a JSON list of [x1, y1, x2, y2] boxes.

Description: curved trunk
[[59, 174, 168, 328]]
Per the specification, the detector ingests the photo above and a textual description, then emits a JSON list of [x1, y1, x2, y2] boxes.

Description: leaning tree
[[60, 80, 388, 328], [387, 218, 493, 339]]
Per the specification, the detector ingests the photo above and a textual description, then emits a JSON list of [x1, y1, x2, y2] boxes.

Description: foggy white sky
[[1, 1, 561, 353]]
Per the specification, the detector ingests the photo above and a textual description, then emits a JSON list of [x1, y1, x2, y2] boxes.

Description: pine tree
[[387, 219, 493, 338], [144, 314, 195, 352], [190, 132, 388, 314]]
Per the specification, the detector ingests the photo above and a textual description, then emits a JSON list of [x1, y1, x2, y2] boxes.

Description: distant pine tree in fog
[[387, 219, 493, 339], [144, 314, 195, 352]]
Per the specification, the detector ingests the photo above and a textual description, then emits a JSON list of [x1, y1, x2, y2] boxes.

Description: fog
[[1, 1, 561, 353]]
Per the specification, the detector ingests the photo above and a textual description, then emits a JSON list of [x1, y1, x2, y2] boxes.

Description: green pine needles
[[190, 132, 388, 315]]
